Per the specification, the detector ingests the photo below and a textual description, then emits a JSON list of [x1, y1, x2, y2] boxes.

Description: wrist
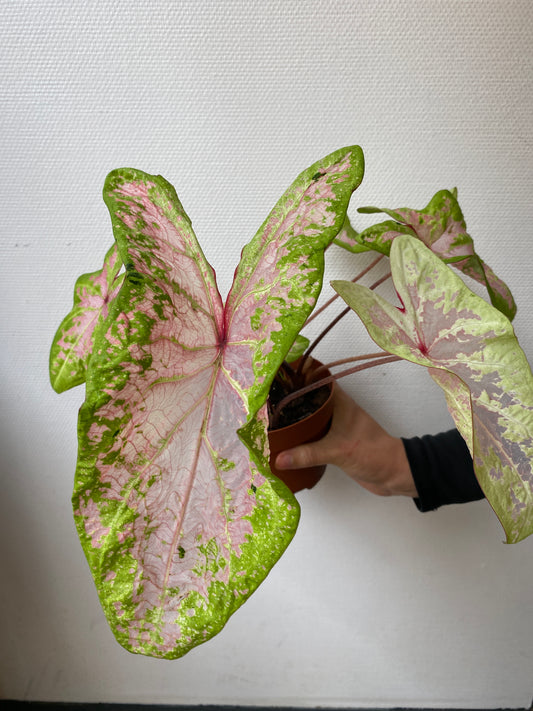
[[385, 437, 418, 497]]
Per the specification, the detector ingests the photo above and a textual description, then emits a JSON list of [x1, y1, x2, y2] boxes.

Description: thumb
[[275, 442, 326, 470]]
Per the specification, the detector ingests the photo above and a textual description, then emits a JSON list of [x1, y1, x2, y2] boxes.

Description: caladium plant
[[50, 146, 365, 658], [51, 143, 533, 660]]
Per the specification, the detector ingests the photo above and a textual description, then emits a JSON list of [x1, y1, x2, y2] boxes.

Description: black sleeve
[[401, 429, 485, 512]]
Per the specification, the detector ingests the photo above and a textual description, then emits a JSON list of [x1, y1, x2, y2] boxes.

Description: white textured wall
[[1, 0, 533, 707]]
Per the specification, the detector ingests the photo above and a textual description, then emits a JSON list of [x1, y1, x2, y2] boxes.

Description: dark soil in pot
[[268, 378, 330, 429], [267, 359, 334, 494]]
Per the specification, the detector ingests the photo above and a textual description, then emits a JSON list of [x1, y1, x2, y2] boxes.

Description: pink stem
[[274, 355, 401, 419], [300, 305, 351, 366], [313, 351, 392, 377], [305, 253, 385, 326], [299, 270, 392, 373], [368, 271, 391, 290]]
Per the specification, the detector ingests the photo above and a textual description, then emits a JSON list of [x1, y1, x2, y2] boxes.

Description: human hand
[[275, 385, 417, 498]]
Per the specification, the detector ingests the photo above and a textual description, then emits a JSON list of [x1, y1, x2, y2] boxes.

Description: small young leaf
[[49, 245, 123, 393], [285, 334, 310, 363], [333, 215, 370, 253], [339, 189, 517, 320], [73, 146, 365, 658], [336, 218, 413, 255], [332, 235, 533, 544]]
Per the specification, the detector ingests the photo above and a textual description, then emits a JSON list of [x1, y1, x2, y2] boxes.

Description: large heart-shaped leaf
[[336, 189, 516, 320], [332, 235, 533, 544], [49, 244, 123, 393], [73, 146, 364, 658]]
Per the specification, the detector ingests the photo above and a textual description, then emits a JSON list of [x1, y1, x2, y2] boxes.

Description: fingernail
[[275, 452, 292, 469]]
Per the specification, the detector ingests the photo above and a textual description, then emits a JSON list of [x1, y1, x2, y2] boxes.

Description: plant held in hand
[[50, 144, 533, 660]]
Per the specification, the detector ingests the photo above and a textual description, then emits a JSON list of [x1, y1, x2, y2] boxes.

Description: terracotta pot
[[268, 360, 334, 493]]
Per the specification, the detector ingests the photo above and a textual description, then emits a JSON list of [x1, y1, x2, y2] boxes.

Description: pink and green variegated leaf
[[356, 188, 472, 259], [74, 146, 364, 659], [332, 235, 533, 544], [49, 244, 124, 393], [333, 215, 370, 253], [226, 146, 365, 416], [336, 218, 413, 255], [346, 189, 516, 321], [428, 369, 474, 452]]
